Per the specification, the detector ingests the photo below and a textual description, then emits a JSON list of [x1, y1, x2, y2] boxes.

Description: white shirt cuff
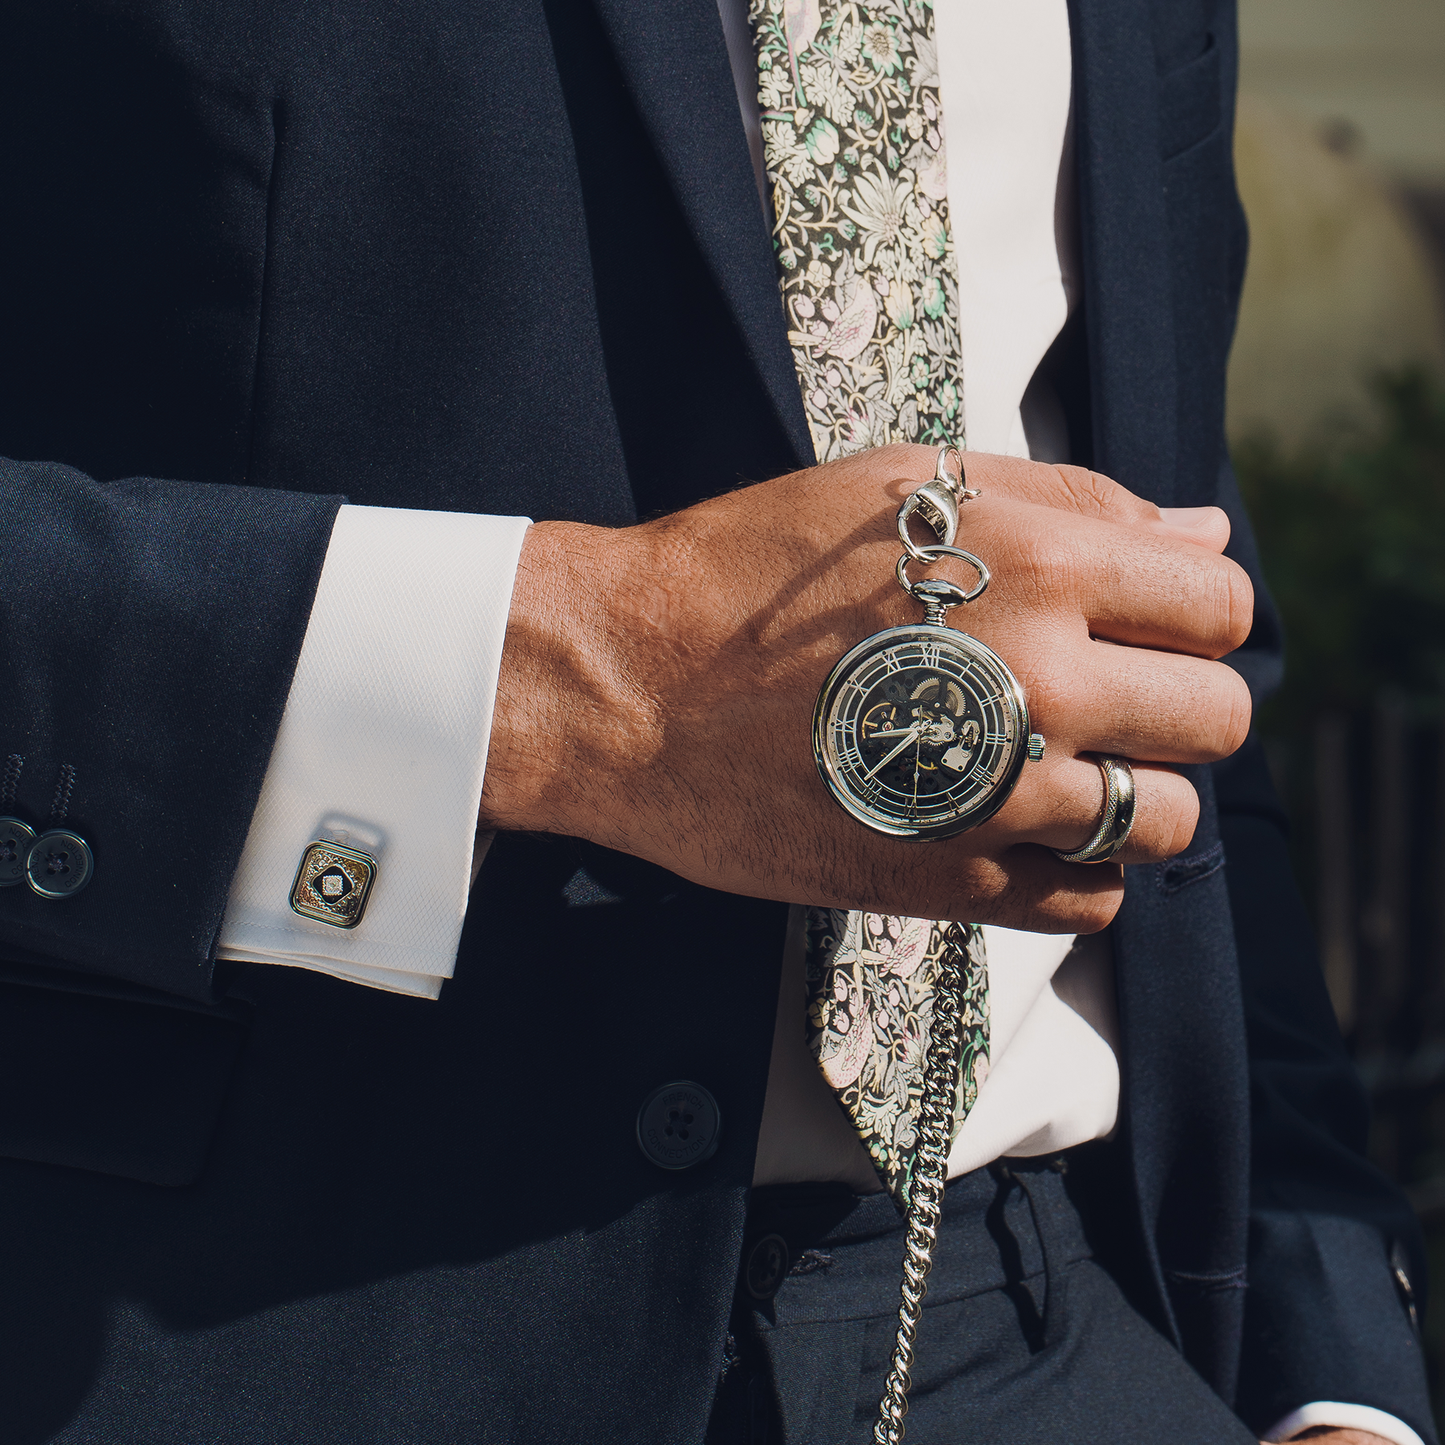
[[1263, 1402, 1427, 1445], [215, 505, 530, 997]]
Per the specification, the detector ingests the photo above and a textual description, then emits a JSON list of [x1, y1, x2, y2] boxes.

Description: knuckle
[[1178, 664, 1253, 761], [1016, 646, 1086, 726], [1163, 784, 1202, 856], [1065, 887, 1124, 934], [1219, 668, 1254, 756], [1125, 769, 1199, 862], [1188, 557, 1254, 658], [1017, 523, 1081, 588], [1224, 562, 1255, 652], [1050, 465, 1152, 522]]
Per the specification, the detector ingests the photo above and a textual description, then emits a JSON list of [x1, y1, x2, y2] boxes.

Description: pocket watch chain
[[872, 920, 969, 1445], [873, 448, 977, 1444]]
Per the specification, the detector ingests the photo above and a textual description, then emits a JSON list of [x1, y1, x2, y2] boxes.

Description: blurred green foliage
[[1235, 368, 1445, 733]]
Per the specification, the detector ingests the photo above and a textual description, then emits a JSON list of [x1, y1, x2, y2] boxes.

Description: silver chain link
[[871, 921, 968, 1445]]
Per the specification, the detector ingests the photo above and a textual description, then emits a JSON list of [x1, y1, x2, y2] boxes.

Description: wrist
[[478, 518, 658, 840]]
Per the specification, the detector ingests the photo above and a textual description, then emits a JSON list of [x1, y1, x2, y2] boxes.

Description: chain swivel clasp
[[896, 444, 982, 562]]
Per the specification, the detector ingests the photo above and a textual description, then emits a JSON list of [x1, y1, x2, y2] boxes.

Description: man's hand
[[479, 444, 1252, 934]]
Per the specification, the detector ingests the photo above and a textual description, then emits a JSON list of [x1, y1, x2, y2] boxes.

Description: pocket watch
[[812, 448, 1044, 840]]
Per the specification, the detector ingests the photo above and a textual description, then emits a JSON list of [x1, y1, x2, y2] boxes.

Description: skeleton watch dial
[[813, 624, 1031, 839]]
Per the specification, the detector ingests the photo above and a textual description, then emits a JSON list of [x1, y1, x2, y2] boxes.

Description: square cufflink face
[[289, 841, 377, 929]]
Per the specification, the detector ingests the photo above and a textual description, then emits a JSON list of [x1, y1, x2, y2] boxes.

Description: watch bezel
[[812, 623, 1032, 840]]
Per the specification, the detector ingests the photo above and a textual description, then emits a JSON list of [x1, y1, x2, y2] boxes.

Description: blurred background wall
[[1226, 0, 1445, 1414], [1231, 0, 1445, 446]]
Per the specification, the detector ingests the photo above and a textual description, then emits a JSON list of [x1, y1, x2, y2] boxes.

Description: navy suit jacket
[[0, 0, 1433, 1439]]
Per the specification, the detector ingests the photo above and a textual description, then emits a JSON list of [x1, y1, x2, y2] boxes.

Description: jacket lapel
[[590, 0, 813, 466], [1069, 0, 1180, 504], [1070, 0, 1249, 1395]]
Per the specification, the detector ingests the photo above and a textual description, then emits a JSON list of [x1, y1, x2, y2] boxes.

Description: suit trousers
[[706, 1158, 1259, 1445]]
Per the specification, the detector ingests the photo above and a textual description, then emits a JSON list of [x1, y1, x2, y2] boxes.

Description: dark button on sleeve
[[25, 829, 94, 899], [636, 1080, 721, 1171], [0, 818, 37, 887]]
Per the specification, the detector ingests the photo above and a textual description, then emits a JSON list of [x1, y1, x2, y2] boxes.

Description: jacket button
[[745, 1233, 790, 1301], [25, 829, 94, 900], [636, 1080, 721, 1171], [0, 818, 37, 887]]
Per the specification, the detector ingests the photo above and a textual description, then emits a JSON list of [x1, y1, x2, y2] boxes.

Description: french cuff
[[1263, 1402, 1427, 1445], [215, 506, 530, 997]]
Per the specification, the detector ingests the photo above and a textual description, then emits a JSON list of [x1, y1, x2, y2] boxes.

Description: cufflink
[[289, 841, 377, 928]]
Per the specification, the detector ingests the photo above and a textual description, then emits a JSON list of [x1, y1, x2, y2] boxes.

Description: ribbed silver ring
[[1052, 755, 1136, 864]]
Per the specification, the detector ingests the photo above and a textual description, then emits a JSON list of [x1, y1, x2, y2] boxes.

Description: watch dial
[[813, 625, 1030, 839]]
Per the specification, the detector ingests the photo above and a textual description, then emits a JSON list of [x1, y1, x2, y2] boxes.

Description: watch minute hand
[[865, 726, 924, 780]]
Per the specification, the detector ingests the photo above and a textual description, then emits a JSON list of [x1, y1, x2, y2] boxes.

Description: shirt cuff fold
[[1264, 1401, 1427, 1445]]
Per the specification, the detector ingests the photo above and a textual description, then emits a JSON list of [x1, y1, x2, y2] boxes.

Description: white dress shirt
[[211, 5, 1419, 1440]]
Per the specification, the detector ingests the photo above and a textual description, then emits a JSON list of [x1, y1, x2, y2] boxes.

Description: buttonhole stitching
[[49, 762, 76, 824], [1, 754, 21, 813], [788, 1249, 833, 1277], [1163, 1265, 1247, 1294], [1155, 840, 1225, 895]]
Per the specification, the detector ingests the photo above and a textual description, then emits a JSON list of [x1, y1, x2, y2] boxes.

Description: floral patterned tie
[[749, 0, 989, 1204], [749, 0, 966, 461]]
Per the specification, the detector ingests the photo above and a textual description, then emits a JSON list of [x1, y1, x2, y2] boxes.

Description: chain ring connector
[[895, 544, 990, 624]]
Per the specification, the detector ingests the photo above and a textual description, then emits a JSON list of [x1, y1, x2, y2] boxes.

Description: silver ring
[[1052, 755, 1136, 864]]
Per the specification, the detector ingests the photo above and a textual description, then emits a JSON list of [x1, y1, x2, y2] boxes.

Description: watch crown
[[1027, 734, 1046, 762]]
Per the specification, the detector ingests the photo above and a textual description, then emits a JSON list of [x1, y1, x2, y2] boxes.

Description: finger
[[1152, 505, 1231, 553], [951, 454, 1233, 554], [992, 755, 1199, 864], [1002, 509, 1254, 658], [922, 842, 1127, 934], [1084, 522, 1252, 658], [863, 448, 1233, 558], [1029, 643, 1253, 764], [958, 454, 1163, 527], [866, 839, 1128, 936]]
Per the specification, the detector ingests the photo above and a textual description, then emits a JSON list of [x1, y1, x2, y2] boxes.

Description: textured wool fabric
[[0, 463, 342, 1002], [216, 506, 530, 996]]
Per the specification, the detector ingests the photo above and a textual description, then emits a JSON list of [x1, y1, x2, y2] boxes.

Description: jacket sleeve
[[0, 455, 342, 1004], [1213, 465, 1436, 1443]]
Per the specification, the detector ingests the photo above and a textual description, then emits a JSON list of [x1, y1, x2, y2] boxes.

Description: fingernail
[[1157, 506, 1217, 530]]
